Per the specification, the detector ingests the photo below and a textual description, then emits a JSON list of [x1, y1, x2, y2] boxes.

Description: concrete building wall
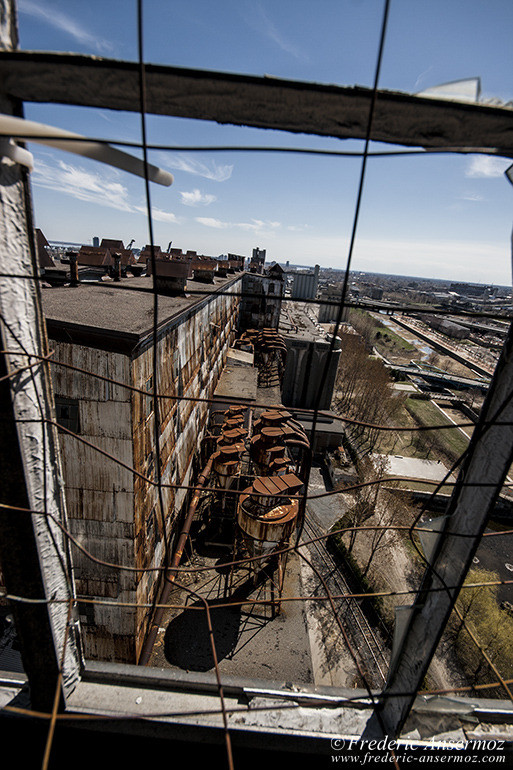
[[239, 272, 283, 330], [51, 342, 136, 659], [131, 286, 240, 659], [317, 288, 348, 323], [49, 282, 241, 662], [291, 265, 320, 300], [281, 337, 341, 410]]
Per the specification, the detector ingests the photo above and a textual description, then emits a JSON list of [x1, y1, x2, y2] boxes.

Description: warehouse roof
[[42, 272, 243, 354]]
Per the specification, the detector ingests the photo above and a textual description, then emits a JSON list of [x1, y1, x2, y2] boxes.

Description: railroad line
[[302, 512, 389, 687]]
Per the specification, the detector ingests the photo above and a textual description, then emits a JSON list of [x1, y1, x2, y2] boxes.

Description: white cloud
[[195, 217, 281, 234], [195, 217, 229, 230], [242, 2, 307, 60], [465, 156, 510, 178], [180, 189, 217, 207], [459, 192, 484, 202], [164, 155, 233, 182], [133, 206, 180, 223], [413, 66, 434, 91], [19, 0, 113, 54], [32, 158, 179, 223], [33, 159, 133, 211]]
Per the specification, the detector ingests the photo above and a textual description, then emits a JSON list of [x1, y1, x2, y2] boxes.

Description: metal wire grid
[[0, 0, 513, 767]]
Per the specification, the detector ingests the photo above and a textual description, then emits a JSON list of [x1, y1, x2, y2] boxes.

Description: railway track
[[302, 512, 389, 688]]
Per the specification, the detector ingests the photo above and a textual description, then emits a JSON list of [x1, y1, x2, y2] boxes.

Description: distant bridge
[[385, 363, 490, 391]]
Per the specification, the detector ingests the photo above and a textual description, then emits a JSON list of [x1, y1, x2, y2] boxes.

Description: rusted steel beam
[[363, 321, 513, 739], [0, 51, 512, 155]]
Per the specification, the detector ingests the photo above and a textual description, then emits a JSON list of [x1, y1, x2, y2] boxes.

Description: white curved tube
[[0, 137, 34, 171], [0, 114, 173, 186]]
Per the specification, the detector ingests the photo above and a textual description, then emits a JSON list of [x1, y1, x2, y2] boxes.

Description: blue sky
[[16, 0, 513, 284]]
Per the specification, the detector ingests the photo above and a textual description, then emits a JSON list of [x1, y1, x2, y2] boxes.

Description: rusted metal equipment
[[232, 473, 303, 611], [249, 410, 310, 481], [138, 454, 214, 665], [237, 473, 302, 556], [236, 328, 287, 388], [217, 426, 246, 450], [212, 445, 242, 489]]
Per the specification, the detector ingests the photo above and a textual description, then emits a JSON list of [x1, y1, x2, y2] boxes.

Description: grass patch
[[374, 401, 429, 458], [451, 568, 513, 692], [374, 327, 416, 357], [405, 397, 469, 464], [348, 309, 418, 360]]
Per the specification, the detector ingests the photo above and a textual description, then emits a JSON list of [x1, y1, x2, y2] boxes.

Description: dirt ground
[[345, 496, 469, 694]]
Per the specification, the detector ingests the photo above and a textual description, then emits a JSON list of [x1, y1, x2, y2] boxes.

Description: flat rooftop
[[213, 364, 258, 403], [279, 300, 328, 343], [42, 273, 243, 353]]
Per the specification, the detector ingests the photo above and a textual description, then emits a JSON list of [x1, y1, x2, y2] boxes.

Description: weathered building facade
[[43, 273, 242, 661], [239, 266, 285, 330], [280, 331, 341, 410], [291, 264, 320, 300]]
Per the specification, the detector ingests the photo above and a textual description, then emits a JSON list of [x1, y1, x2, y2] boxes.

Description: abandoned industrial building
[[37, 244, 346, 664], [2, 1, 513, 768]]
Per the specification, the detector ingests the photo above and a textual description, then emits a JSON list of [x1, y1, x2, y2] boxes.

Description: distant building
[[239, 264, 285, 330], [367, 286, 383, 301], [291, 264, 320, 300], [450, 282, 487, 298], [280, 333, 341, 410], [317, 284, 348, 324], [279, 300, 341, 410], [422, 315, 470, 340], [252, 246, 266, 266]]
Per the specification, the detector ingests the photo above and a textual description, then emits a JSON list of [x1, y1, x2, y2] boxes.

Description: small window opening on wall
[[55, 396, 80, 433]]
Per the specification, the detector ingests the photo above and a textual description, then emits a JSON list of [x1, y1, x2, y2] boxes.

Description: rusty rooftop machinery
[[232, 472, 303, 606]]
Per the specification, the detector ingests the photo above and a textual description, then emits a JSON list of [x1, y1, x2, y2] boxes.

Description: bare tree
[[335, 331, 398, 456]]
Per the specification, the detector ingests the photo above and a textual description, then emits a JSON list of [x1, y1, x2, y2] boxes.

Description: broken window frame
[[1, 2, 513, 756], [54, 396, 80, 434]]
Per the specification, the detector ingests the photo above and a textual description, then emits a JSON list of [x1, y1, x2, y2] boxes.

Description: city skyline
[[16, 0, 513, 284]]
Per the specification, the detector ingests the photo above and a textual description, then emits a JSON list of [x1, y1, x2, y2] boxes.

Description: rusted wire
[[3, 569, 513, 614], [2, 270, 512, 323], [1, 0, 511, 755], [5, 675, 513, 726], [12, 418, 511, 506], [0, 348, 54, 383], [1, 129, 509, 162], [168, 575, 234, 770], [2, 347, 494, 433], [136, 0, 169, 575], [2, 701, 300, 722], [452, 603, 513, 701], [2, 499, 513, 581]]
